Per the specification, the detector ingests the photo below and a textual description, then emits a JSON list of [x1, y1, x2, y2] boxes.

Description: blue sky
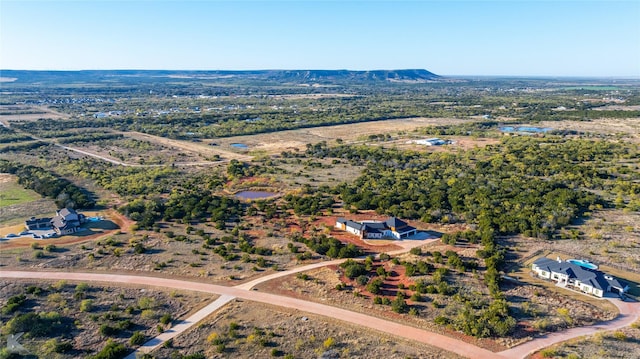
[[1, 1, 639, 77]]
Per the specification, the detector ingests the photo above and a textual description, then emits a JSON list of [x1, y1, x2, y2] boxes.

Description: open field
[[539, 117, 640, 142], [0, 105, 68, 123], [211, 117, 471, 155], [0, 173, 41, 208], [122, 131, 252, 161]]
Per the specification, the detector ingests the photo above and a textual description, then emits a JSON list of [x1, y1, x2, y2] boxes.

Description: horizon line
[[1, 69, 639, 80]]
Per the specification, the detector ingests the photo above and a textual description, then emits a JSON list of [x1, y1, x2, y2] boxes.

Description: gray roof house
[[335, 217, 417, 240], [51, 208, 86, 235], [532, 257, 628, 298]]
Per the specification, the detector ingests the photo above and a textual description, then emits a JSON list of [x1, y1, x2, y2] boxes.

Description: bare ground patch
[[211, 117, 471, 155], [539, 118, 640, 142]]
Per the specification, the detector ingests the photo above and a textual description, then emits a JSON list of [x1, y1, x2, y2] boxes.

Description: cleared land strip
[[120, 131, 253, 162], [0, 270, 497, 359]]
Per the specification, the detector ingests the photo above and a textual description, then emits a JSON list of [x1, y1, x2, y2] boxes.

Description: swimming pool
[[567, 259, 598, 270]]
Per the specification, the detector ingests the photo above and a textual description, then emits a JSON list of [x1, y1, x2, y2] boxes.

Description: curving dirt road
[[2, 234, 638, 359], [1, 270, 497, 359], [498, 296, 640, 358]]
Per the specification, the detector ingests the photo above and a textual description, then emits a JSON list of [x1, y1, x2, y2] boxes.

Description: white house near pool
[[335, 217, 417, 240], [532, 257, 628, 298]]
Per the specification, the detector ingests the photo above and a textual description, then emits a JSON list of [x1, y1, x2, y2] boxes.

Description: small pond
[[230, 143, 249, 149], [234, 191, 278, 200], [500, 126, 552, 133]]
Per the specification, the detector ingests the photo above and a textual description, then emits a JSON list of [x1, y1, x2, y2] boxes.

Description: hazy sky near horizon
[[1, 1, 639, 77]]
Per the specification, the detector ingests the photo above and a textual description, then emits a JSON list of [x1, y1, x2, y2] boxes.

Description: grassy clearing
[[0, 174, 41, 208]]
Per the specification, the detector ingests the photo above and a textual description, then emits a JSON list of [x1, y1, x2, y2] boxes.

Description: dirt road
[[3, 236, 637, 359], [0, 270, 497, 359], [497, 297, 640, 358]]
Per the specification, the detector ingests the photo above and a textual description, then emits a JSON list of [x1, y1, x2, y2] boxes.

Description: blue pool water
[[500, 126, 552, 133], [568, 259, 598, 270], [231, 143, 249, 149]]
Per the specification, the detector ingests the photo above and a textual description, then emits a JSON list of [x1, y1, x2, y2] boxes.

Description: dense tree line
[[0, 126, 33, 143], [282, 188, 335, 216], [292, 233, 362, 259], [0, 159, 95, 209], [58, 159, 179, 197], [303, 136, 637, 238], [57, 133, 123, 144], [118, 190, 244, 229]]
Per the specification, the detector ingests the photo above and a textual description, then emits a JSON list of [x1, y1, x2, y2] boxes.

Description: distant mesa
[[0, 69, 441, 85]]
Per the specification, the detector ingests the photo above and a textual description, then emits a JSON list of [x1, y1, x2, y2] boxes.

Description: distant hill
[[0, 69, 440, 85]]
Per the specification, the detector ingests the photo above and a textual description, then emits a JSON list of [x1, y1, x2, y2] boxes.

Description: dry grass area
[[122, 131, 252, 161], [150, 300, 464, 359], [0, 105, 68, 122], [211, 117, 470, 155], [67, 136, 206, 165], [0, 279, 212, 358], [504, 210, 640, 277], [539, 117, 640, 142], [0, 197, 58, 227], [274, 157, 366, 187], [0, 216, 305, 284]]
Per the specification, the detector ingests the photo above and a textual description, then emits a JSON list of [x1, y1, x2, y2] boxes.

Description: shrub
[[80, 299, 94, 312], [612, 331, 627, 341], [141, 309, 157, 319], [42, 338, 73, 354], [138, 297, 155, 310], [99, 324, 118, 336], [88, 340, 127, 359], [323, 337, 335, 349], [130, 331, 146, 346], [540, 348, 558, 358], [160, 313, 172, 325]]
